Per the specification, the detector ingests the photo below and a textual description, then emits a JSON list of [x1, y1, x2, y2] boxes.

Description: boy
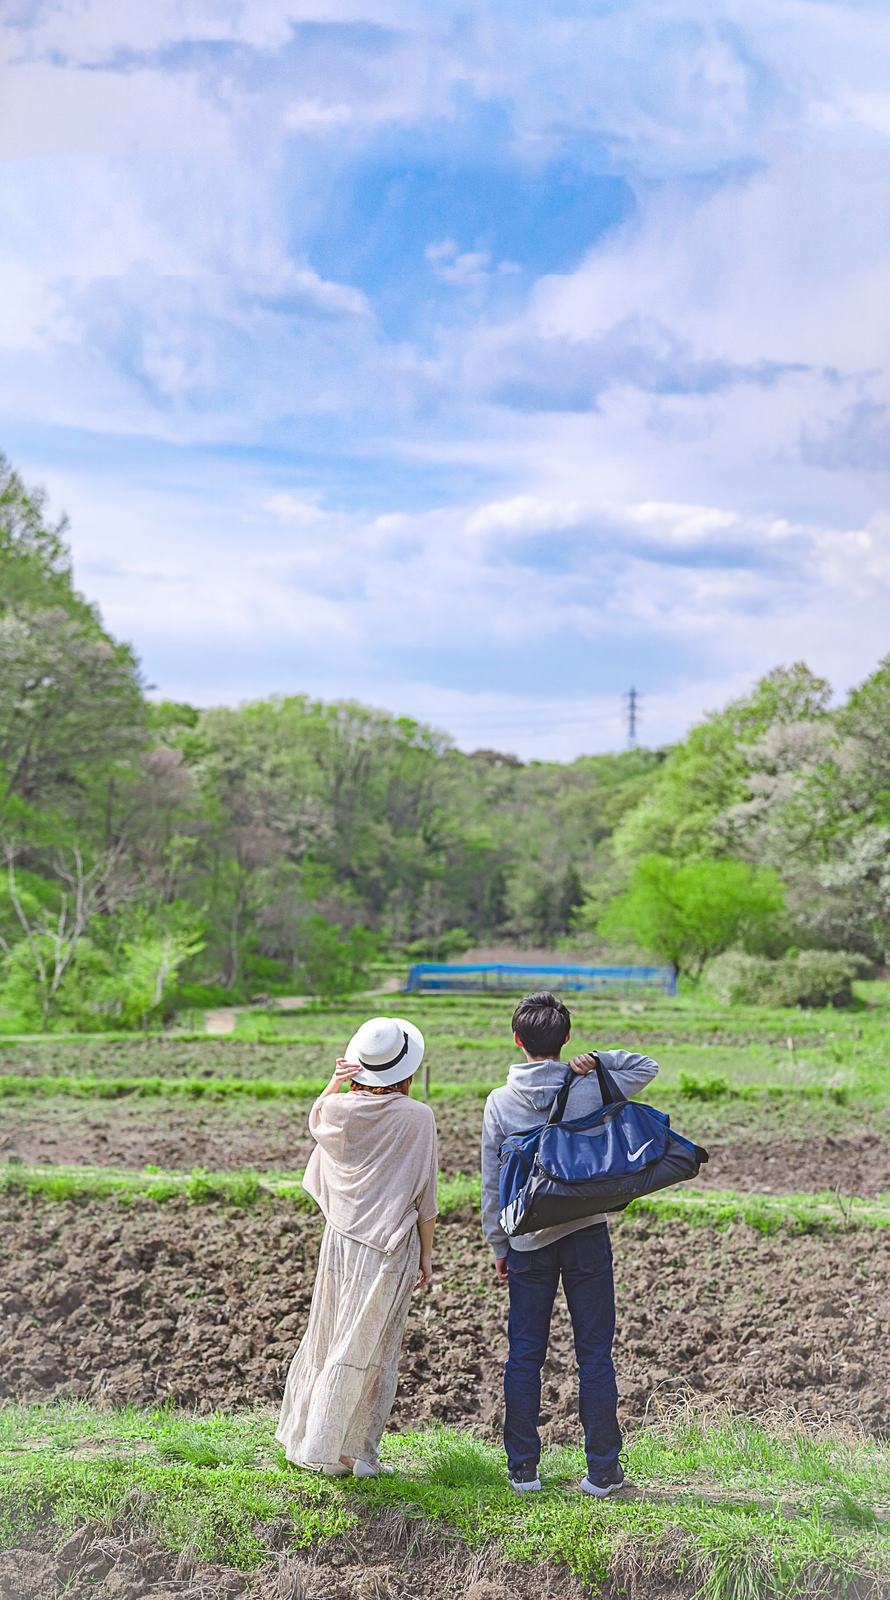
[[481, 991, 658, 1495]]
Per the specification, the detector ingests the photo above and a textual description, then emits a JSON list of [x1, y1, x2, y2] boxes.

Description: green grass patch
[[2, 1161, 888, 1233], [0, 1073, 497, 1103], [0, 1069, 870, 1113], [0, 1161, 481, 1215], [0, 1404, 887, 1598]]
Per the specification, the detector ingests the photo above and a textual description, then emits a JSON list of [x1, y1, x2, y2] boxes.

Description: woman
[[276, 1015, 437, 1478]]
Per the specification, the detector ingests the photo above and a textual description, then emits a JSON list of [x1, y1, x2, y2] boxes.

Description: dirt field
[[3, 1094, 890, 1196], [3, 1191, 888, 1437]]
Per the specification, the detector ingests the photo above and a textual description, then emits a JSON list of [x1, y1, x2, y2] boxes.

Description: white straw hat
[[344, 1015, 425, 1087]]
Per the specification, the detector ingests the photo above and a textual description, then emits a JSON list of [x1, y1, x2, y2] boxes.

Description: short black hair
[[512, 991, 571, 1058]]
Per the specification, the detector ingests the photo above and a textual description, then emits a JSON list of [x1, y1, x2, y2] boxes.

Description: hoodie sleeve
[[481, 1094, 509, 1258], [597, 1048, 659, 1098]]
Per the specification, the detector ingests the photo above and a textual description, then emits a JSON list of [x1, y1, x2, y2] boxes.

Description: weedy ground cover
[[2, 1160, 888, 1234], [1, 1404, 887, 1598]]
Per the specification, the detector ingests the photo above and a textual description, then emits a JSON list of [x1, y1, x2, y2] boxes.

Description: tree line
[[1, 454, 887, 1027]]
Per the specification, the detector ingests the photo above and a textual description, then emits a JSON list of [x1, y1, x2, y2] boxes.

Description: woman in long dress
[[276, 1015, 437, 1478]]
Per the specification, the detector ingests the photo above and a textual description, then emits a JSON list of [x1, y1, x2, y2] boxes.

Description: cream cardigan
[[302, 1091, 438, 1254]]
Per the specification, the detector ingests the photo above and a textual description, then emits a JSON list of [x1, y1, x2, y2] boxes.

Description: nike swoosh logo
[[627, 1140, 653, 1162]]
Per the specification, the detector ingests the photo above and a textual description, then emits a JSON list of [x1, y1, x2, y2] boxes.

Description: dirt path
[[202, 981, 404, 1035], [2, 1193, 888, 1435]]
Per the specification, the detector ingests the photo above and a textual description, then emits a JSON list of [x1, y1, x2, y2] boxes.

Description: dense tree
[[0, 608, 146, 828], [613, 666, 831, 862], [599, 854, 785, 977], [0, 456, 96, 624]]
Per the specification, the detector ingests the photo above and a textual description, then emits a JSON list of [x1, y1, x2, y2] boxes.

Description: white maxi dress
[[276, 1090, 438, 1470]]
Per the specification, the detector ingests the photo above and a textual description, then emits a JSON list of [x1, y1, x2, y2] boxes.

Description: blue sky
[[1, 1, 888, 758]]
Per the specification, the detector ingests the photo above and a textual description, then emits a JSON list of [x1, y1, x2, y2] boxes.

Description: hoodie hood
[[505, 1057, 569, 1112]]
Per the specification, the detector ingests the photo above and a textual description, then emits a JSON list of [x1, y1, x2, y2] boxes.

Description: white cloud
[[425, 239, 520, 287], [284, 100, 354, 134], [466, 496, 583, 538], [264, 494, 330, 525]]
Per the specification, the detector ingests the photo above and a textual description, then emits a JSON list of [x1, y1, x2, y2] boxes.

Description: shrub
[[173, 982, 246, 1009], [404, 927, 474, 961], [707, 948, 868, 1008]]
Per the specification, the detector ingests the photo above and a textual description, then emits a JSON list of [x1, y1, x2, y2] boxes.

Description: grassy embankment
[[1, 1403, 888, 1599]]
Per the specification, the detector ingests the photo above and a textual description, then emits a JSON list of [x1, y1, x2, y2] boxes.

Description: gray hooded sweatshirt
[[481, 1049, 660, 1256]]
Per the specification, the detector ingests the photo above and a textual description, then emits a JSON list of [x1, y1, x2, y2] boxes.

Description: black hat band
[[359, 1031, 410, 1074]]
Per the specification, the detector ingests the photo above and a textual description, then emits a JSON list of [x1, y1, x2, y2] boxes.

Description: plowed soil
[[2, 1192, 888, 1435], [3, 1096, 889, 1195]]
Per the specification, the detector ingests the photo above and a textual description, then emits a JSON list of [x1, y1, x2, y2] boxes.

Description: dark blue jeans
[[504, 1223, 622, 1477]]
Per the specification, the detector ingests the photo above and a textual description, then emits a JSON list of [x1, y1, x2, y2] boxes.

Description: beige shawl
[[302, 1091, 438, 1253]]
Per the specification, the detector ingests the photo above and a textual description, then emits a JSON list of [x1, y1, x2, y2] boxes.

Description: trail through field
[[203, 981, 404, 1035]]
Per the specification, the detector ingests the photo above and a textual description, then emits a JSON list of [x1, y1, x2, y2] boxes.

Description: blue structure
[[405, 962, 678, 996]]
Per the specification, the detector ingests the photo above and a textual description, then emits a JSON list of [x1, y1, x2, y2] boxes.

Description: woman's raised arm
[[317, 1058, 363, 1099]]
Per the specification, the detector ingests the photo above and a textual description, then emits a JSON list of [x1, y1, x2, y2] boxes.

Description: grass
[[0, 1403, 887, 1597], [0, 1160, 480, 1215], [1, 1069, 873, 1110], [3, 1159, 889, 1233]]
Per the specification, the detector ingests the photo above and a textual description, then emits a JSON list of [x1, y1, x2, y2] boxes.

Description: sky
[[1, 1, 888, 760]]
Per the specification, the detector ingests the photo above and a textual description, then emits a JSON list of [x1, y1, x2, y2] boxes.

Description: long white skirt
[[276, 1223, 419, 1469]]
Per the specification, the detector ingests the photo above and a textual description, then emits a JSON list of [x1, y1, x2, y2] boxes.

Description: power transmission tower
[[624, 686, 640, 747]]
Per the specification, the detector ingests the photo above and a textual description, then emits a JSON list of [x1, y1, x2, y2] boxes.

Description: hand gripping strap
[[546, 1057, 625, 1126]]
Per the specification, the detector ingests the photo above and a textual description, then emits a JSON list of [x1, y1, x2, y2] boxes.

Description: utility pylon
[[624, 686, 640, 747]]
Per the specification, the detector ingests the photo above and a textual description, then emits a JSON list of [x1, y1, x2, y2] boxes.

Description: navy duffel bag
[[499, 1057, 709, 1237]]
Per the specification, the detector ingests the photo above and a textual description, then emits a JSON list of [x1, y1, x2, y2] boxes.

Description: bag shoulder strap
[[545, 1057, 625, 1126]]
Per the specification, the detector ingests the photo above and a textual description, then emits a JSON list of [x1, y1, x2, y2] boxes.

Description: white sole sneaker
[[509, 1474, 542, 1492], [580, 1474, 624, 1497]]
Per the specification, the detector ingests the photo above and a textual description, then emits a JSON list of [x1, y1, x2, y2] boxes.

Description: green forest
[[2, 452, 888, 1029]]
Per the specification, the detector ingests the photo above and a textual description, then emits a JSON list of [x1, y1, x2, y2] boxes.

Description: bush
[[173, 982, 246, 1009], [403, 927, 474, 961], [707, 948, 869, 1008]]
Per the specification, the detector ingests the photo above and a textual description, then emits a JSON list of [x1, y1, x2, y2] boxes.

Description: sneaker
[[580, 1464, 625, 1498], [509, 1463, 542, 1492]]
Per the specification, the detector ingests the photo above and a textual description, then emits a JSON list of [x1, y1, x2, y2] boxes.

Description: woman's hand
[[415, 1252, 433, 1289], [568, 1051, 600, 1076], [319, 1059, 363, 1097]]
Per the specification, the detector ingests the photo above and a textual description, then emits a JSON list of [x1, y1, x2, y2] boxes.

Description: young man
[[481, 991, 659, 1496]]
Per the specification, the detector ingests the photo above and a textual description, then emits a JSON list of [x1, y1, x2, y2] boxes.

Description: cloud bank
[[1, 0, 887, 757]]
